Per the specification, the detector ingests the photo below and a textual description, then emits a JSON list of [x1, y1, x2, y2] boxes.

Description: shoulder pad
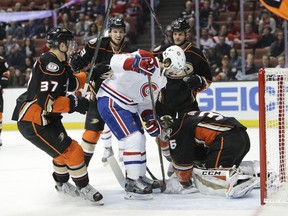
[[40, 53, 63, 75]]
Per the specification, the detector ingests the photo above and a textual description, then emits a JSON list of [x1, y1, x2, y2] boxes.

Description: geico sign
[[198, 86, 259, 111]]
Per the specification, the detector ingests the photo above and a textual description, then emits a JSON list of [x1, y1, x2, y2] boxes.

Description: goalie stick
[[82, 0, 113, 96]]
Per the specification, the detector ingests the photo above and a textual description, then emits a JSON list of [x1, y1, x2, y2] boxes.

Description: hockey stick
[[146, 166, 158, 181], [147, 76, 166, 192], [107, 155, 126, 188], [143, 0, 171, 44], [82, 0, 113, 96]]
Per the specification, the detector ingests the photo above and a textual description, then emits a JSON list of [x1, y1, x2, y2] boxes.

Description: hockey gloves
[[183, 74, 204, 91], [70, 52, 87, 72], [123, 55, 156, 76], [68, 94, 89, 114], [143, 114, 161, 137]]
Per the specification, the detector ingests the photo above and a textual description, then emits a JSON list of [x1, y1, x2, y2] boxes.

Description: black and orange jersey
[[0, 56, 9, 89], [154, 42, 212, 117], [170, 111, 246, 147], [13, 52, 86, 126], [79, 37, 136, 68], [260, 0, 288, 21]]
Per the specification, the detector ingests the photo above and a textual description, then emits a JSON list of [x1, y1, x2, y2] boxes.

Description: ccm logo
[[202, 171, 222, 175]]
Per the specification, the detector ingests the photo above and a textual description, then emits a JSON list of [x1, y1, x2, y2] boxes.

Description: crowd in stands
[[172, 0, 287, 81], [0, 0, 287, 88]]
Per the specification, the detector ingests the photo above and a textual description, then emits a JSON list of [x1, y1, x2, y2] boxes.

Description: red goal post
[[258, 68, 288, 205]]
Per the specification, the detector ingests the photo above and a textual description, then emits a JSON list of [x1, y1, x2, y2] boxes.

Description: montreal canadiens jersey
[[96, 50, 167, 114]]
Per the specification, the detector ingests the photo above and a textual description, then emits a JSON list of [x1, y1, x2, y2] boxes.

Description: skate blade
[[124, 192, 153, 200]]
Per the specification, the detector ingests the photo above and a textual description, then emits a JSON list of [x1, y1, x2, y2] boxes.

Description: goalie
[[159, 111, 259, 198]]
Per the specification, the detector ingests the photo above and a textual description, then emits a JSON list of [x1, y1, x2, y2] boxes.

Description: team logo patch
[[140, 82, 158, 98], [46, 62, 59, 72], [58, 132, 65, 142], [89, 38, 97, 44]]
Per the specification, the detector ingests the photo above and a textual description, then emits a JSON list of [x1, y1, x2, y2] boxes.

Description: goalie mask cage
[[259, 68, 288, 205]]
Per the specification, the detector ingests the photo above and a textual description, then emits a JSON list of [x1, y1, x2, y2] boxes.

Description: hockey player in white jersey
[[96, 46, 186, 200]]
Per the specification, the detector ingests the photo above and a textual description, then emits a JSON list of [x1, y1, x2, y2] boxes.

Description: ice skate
[[101, 147, 114, 165], [55, 182, 80, 197], [124, 178, 153, 200], [140, 175, 161, 192], [79, 184, 104, 204]]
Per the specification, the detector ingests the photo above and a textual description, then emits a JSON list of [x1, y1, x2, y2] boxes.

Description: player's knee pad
[[174, 167, 193, 186], [123, 131, 146, 152]]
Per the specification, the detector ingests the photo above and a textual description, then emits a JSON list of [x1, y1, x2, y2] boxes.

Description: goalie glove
[[183, 74, 204, 91]]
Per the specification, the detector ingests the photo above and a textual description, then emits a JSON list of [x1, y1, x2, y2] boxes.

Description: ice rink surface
[[1, 128, 287, 216]]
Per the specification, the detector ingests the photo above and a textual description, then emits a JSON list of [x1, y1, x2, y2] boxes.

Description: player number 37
[[41, 81, 58, 92]]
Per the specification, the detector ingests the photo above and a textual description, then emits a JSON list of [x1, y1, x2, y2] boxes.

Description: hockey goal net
[[259, 68, 288, 205]]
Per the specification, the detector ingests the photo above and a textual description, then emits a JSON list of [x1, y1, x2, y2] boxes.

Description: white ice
[[0, 128, 287, 216]]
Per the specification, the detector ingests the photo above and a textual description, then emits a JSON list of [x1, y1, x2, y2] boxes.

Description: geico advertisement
[[197, 81, 259, 120]]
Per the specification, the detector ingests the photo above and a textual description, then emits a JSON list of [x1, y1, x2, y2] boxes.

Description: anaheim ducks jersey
[[153, 42, 212, 117], [79, 37, 136, 67], [170, 111, 246, 148], [0, 56, 9, 89], [12, 52, 86, 126]]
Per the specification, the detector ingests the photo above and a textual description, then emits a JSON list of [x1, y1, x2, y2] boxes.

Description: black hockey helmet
[[171, 18, 190, 33], [46, 26, 74, 48], [108, 17, 126, 32]]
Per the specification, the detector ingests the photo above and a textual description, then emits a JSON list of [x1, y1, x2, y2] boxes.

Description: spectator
[[9, 66, 25, 87], [200, 28, 216, 51], [24, 19, 38, 39], [276, 55, 287, 68], [110, 0, 125, 17], [215, 35, 231, 57], [179, 0, 195, 19], [6, 21, 25, 39], [229, 47, 242, 71], [213, 55, 232, 81], [75, 12, 91, 36], [84, 22, 99, 43], [68, 6, 78, 23], [214, 24, 234, 47], [0, 45, 7, 59], [259, 55, 273, 68], [3, 36, 20, 57], [24, 67, 32, 87], [21, 38, 36, 59], [244, 53, 259, 75], [0, 22, 7, 40], [58, 13, 75, 34], [226, 16, 240, 36], [200, 0, 213, 27], [6, 44, 26, 72], [255, 26, 275, 49], [258, 9, 276, 34], [206, 45, 222, 74], [204, 13, 219, 36], [234, 23, 259, 49], [270, 30, 284, 58], [23, 57, 34, 72], [35, 18, 53, 38], [187, 17, 196, 42], [218, 0, 237, 12], [246, 14, 258, 34]]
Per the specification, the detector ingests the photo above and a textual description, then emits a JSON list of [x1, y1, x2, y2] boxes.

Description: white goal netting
[[259, 68, 288, 204]]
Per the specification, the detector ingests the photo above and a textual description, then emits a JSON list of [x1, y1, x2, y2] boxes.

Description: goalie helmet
[[46, 26, 74, 48], [162, 45, 187, 79], [171, 18, 190, 33], [108, 17, 126, 32]]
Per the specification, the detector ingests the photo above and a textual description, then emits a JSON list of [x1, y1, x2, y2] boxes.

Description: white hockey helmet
[[162, 45, 188, 79]]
